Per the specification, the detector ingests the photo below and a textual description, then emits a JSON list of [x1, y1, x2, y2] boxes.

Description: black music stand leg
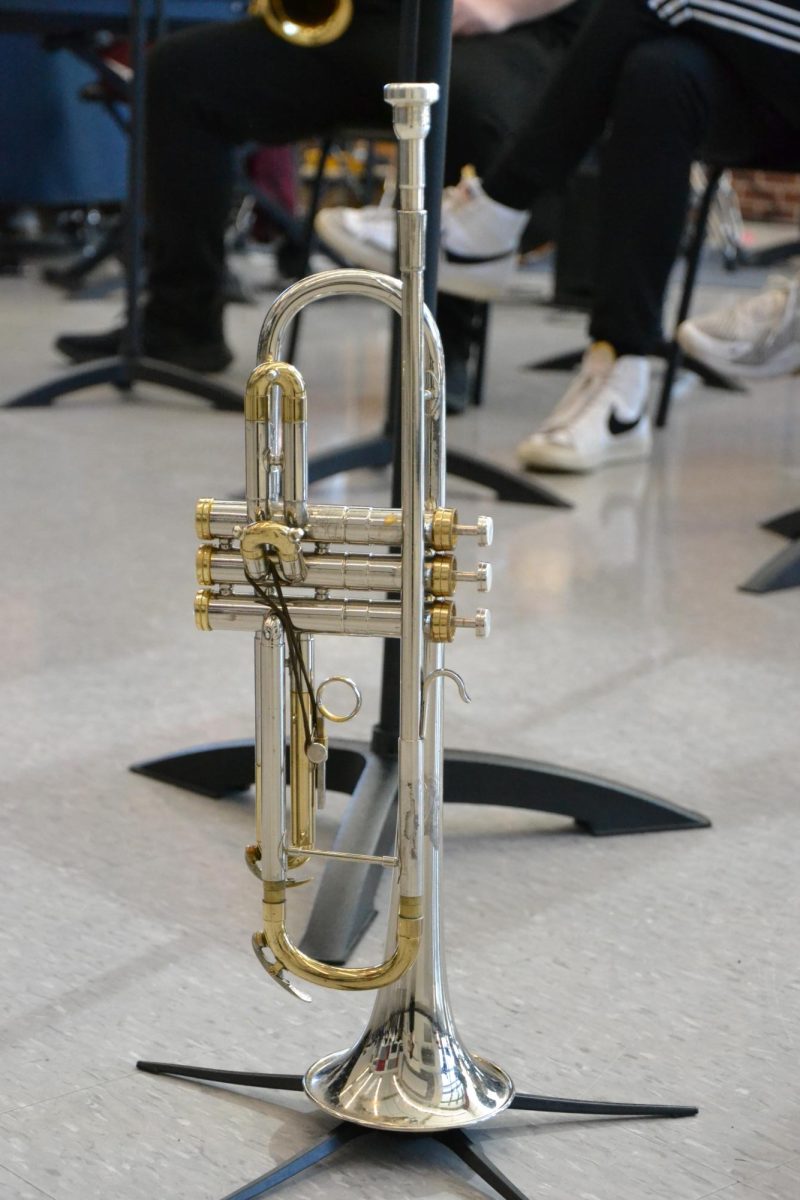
[[132, 734, 708, 965], [3, 358, 241, 410], [443, 748, 708, 835], [308, 435, 393, 483], [2, 0, 241, 414], [445, 448, 571, 507], [131, 736, 709, 838], [762, 507, 800, 539], [3, 361, 129, 408], [305, 424, 569, 507], [297, 750, 398, 962], [738, 537, 800, 594]]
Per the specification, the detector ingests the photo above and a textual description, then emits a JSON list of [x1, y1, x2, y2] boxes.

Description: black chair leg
[[655, 166, 723, 429], [286, 135, 334, 364], [470, 301, 490, 406]]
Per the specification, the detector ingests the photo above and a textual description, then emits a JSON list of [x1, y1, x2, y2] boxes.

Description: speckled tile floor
[[1, 250, 799, 1200]]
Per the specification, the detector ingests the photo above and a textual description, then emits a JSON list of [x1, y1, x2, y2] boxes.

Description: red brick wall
[[730, 170, 800, 224]]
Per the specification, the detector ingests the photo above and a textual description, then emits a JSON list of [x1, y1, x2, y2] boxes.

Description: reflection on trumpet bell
[[306, 1045, 514, 1132], [249, 0, 353, 46]]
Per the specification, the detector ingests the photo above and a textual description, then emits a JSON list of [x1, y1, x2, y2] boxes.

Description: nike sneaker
[[315, 170, 529, 300], [677, 273, 800, 379], [517, 342, 652, 473]]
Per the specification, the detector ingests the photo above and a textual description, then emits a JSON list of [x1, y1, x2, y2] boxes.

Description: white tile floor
[[1, 250, 799, 1200]]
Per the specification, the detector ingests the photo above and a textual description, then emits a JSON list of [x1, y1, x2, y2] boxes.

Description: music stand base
[[134, 1061, 697, 1200], [305, 434, 570, 507], [3, 357, 241, 410], [739, 538, 800, 593], [761, 507, 800, 540], [131, 737, 709, 965]]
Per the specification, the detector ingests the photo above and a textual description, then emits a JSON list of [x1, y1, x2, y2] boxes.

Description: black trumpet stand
[[131, 0, 708, 969], [135, 1062, 697, 1200], [2, 0, 241, 412]]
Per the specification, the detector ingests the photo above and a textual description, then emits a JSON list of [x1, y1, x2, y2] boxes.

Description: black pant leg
[[144, 11, 397, 334], [446, 22, 572, 183], [440, 22, 578, 379], [590, 36, 768, 354], [483, 0, 670, 208]]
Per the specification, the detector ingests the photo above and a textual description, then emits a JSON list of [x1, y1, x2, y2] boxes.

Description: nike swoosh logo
[[608, 410, 642, 436], [443, 248, 513, 265]]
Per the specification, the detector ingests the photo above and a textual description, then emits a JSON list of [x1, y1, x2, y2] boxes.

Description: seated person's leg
[[518, 36, 767, 472], [440, 20, 581, 411], [57, 9, 397, 370], [422, 35, 769, 471], [314, 15, 585, 408]]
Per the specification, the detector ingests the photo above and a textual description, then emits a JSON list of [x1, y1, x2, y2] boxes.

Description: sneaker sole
[[315, 209, 517, 301], [518, 433, 652, 473], [436, 261, 515, 302], [677, 324, 800, 380]]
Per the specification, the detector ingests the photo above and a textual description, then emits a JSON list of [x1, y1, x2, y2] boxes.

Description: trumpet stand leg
[[135, 1061, 697, 1200]]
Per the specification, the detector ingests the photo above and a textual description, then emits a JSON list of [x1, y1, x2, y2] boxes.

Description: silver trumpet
[[194, 83, 513, 1131]]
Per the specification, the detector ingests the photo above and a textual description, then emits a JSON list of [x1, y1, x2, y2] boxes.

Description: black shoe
[[55, 324, 233, 374]]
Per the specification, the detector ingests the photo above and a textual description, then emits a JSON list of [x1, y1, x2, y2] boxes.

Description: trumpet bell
[[250, 0, 353, 46], [305, 1036, 514, 1132]]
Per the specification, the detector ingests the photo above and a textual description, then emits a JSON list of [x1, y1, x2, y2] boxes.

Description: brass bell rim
[[251, 0, 354, 47]]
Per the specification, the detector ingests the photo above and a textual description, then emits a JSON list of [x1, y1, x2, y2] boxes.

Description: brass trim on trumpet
[[255, 888, 422, 992], [244, 357, 306, 423]]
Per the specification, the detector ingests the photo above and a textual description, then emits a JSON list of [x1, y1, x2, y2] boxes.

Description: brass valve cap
[[429, 600, 456, 643], [430, 508, 458, 552], [194, 589, 212, 632], [429, 554, 457, 597], [195, 497, 215, 542], [196, 544, 214, 586]]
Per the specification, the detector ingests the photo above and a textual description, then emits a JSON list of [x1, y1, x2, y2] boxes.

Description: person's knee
[[616, 38, 711, 122]]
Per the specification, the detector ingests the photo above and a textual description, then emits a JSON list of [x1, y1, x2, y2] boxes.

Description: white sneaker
[[677, 273, 800, 379], [314, 171, 529, 300], [517, 343, 653, 473], [315, 203, 397, 273]]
